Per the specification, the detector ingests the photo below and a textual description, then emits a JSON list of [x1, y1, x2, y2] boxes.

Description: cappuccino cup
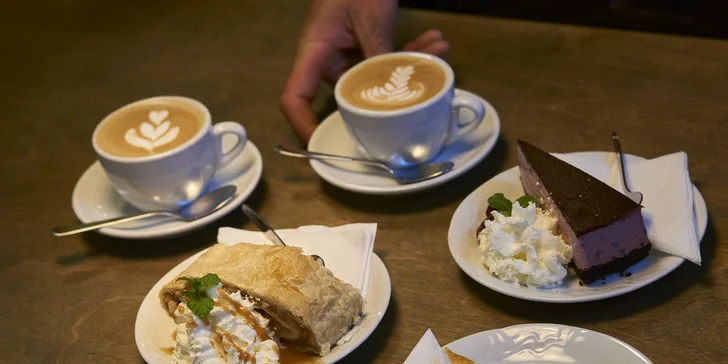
[[335, 52, 485, 168], [92, 96, 247, 211]]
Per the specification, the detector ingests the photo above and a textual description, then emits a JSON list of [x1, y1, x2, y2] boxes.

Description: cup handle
[[212, 121, 247, 168], [445, 93, 486, 145]]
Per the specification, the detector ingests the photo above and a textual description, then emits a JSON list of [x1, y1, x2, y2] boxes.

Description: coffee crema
[[338, 55, 447, 111], [95, 101, 204, 158]]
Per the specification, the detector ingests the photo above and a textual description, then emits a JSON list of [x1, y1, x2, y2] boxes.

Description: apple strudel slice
[[159, 243, 364, 356]]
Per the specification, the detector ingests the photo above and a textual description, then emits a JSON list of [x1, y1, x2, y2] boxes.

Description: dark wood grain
[[400, 0, 728, 39], [1, 1, 726, 363]]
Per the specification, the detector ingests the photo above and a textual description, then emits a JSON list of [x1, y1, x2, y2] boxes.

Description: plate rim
[[134, 250, 391, 364], [71, 141, 263, 239], [448, 151, 708, 303], [308, 89, 501, 195], [443, 323, 652, 363]]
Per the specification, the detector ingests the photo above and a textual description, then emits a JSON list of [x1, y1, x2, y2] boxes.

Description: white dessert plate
[[307, 89, 500, 195], [71, 139, 263, 239], [448, 152, 708, 303], [135, 250, 391, 364], [444, 323, 652, 363]]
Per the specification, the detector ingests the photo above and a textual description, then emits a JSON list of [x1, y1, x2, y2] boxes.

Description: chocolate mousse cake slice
[[517, 140, 651, 283]]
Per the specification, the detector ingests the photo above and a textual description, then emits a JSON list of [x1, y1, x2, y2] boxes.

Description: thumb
[[351, 1, 396, 58]]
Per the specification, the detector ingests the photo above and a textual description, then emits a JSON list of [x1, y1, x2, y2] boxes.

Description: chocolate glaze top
[[517, 140, 641, 235]]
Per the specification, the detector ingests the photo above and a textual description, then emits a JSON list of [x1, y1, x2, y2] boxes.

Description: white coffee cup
[[92, 96, 247, 211], [335, 52, 485, 168]]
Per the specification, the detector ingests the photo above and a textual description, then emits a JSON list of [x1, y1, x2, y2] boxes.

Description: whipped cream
[[478, 201, 572, 287], [172, 284, 280, 364]]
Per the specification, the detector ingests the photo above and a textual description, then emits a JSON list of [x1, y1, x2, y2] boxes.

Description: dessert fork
[[241, 204, 326, 266], [612, 132, 644, 204]]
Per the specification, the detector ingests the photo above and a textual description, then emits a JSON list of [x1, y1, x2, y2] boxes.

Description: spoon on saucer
[[52, 185, 237, 237], [275, 144, 454, 184], [240, 204, 326, 266], [612, 132, 644, 204]]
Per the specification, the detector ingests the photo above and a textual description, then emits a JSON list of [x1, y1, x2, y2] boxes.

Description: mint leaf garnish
[[516, 195, 538, 208], [187, 297, 214, 318], [487, 193, 513, 217], [487, 194, 538, 217], [176, 273, 221, 318], [199, 273, 222, 292]]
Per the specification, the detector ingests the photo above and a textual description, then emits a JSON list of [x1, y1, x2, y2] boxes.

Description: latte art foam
[[95, 101, 204, 158], [338, 55, 447, 111], [359, 65, 424, 105], [124, 110, 181, 152]]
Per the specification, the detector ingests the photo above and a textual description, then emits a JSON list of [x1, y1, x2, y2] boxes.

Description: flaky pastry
[[159, 243, 364, 356]]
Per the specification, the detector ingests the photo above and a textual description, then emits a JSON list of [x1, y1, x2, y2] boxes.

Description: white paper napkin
[[217, 223, 377, 345], [217, 223, 376, 295], [403, 329, 449, 364], [556, 152, 701, 264]]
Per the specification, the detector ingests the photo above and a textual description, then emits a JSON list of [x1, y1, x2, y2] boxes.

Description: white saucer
[[71, 140, 263, 239], [444, 323, 652, 363], [308, 89, 501, 195], [448, 152, 708, 303], [135, 250, 391, 364]]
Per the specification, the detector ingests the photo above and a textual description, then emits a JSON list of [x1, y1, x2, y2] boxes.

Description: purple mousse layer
[[576, 210, 650, 267], [517, 144, 651, 280]]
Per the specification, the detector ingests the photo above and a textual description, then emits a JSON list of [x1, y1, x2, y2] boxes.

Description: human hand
[[281, 0, 450, 143]]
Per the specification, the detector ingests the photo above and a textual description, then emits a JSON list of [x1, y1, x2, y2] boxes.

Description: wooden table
[[1, 1, 726, 363]]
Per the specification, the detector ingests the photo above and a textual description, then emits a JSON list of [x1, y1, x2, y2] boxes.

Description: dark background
[[401, 0, 728, 39]]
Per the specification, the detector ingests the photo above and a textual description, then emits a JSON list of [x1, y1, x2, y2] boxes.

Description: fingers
[[280, 43, 330, 143], [403, 29, 451, 58], [322, 49, 363, 85], [416, 40, 450, 59], [403, 29, 444, 51], [351, 0, 396, 58]]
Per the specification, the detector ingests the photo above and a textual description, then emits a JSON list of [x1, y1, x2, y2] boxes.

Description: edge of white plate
[[448, 152, 708, 303], [71, 141, 263, 239], [443, 323, 652, 363], [326, 253, 391, 363], [308, 90, 501, 195]]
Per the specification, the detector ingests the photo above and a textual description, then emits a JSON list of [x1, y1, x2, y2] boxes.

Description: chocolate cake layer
[[517, 140, 641, 235]]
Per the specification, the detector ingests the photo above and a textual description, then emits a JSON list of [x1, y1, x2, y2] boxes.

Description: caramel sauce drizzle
[[278, 347, 323, 364], [218, 330, 255, 363], [166, 289, 321, 363], [217, 289, 272, 342]]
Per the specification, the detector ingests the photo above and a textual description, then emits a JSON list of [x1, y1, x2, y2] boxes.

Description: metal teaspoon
[[275, 144, 454, 184], [52, 185, 237, 236]]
